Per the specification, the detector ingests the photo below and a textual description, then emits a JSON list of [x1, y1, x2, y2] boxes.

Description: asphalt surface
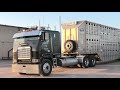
[[0, 60, 120, 78]]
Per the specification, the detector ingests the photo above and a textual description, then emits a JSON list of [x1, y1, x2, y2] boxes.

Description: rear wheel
[[82, 56, 89, 68], [89, 56, 96, 67], [40, 59, 52, 76]]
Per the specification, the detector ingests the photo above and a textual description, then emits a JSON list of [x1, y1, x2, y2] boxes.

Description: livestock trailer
[[61, 20, 120, 64]]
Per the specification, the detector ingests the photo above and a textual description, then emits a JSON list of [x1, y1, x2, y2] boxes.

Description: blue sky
[[0, 12, 120, 31]]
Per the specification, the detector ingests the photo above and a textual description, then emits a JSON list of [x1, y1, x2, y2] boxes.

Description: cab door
[[40, 32, 51, 57]]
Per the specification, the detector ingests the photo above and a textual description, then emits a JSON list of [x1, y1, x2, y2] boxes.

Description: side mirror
[[40, 32, 44, 41]]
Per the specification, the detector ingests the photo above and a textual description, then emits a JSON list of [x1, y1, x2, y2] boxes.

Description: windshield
[[13, 36, 40, 51]]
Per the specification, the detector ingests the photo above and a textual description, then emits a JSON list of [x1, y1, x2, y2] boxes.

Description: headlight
[[32, 59, 39, 63]]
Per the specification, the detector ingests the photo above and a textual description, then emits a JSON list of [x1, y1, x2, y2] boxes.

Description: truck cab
[[12, 29, 61, 76]]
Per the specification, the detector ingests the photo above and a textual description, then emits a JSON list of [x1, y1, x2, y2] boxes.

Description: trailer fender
[[77, 55, 85, 64]]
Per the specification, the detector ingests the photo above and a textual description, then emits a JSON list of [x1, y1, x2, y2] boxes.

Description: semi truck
[[12, 20, 120, 76]]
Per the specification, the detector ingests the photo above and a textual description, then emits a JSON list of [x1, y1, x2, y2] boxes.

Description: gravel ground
[[0, 60, 120, 78]]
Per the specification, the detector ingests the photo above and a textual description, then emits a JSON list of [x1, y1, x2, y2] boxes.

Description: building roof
[[0, 24, 28, 29]]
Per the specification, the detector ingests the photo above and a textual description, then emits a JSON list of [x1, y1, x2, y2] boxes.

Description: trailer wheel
[[89, 56, 96, 67], [40, 59, 52, 76], [82, 56, 89, 68]]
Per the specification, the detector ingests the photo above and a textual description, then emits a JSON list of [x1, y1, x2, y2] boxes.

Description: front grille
[[17, 46, 31, 60]]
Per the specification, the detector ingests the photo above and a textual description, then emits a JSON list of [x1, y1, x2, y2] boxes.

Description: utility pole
[[59, 16, 61, 33], [59, 16, 62, 54]]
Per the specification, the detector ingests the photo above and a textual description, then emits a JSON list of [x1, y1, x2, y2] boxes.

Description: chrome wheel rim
[[43, 63, 50, 74], [92, 59, 95, 65], [85, 59, 89, 66]]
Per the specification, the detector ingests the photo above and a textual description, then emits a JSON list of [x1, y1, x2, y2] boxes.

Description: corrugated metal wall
[[79, 21, 120, 61], [0, 25, 25, 60]]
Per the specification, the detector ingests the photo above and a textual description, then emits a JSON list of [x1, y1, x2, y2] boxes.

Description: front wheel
[[40, 59, 52, 76]]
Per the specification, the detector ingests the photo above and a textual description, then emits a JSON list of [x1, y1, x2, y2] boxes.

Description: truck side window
[[45, 32, 49, 40], [41, 32, 49, 41]]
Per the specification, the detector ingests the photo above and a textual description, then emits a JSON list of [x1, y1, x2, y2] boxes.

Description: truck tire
[[40, 59, 52, 76], [82, 56, 89, 68], [89, 56, 96, 67], [64, 40, 77, 53]]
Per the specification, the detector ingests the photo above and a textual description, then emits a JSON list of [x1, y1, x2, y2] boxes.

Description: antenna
[[47, 24, 50, 30], [54, 25, 56, 31], [43, 16, 44, 26], [39, 19, 40, 30]]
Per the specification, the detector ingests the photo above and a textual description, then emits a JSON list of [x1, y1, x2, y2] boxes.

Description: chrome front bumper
[[12, 64, 40, 74]]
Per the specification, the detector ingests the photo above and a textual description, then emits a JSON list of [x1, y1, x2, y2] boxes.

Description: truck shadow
[[50, 73, 120, 78], [50, 62, 120, 78]]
